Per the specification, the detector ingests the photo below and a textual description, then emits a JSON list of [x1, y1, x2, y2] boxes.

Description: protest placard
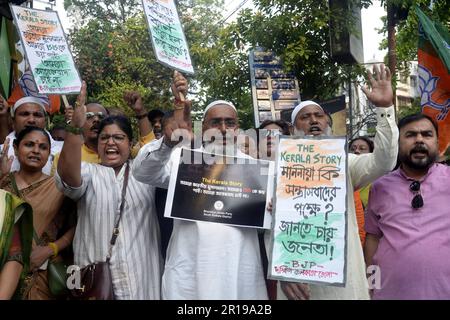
[[165, 148, 274, 229], [10, 5, 82, 94], [142, 0, 194, 74], [268, 136, 348, 286]]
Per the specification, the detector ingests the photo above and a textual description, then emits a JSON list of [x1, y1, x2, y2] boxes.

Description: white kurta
[[275, 106, 399, 300], [133, 142, 268, 300]]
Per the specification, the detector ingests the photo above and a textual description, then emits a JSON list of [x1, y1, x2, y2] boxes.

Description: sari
[[0, 174, 76, 300], [0, 189, 33, 298]]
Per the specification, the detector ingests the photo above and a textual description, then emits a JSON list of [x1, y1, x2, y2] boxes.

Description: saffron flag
[[416, 6, 450, 156]]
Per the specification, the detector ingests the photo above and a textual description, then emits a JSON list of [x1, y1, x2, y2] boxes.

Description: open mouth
[[104, 148, 120, 159], [309, 126, 322, 135], [411, 146, 428, 158], [105, 148, 119, 155], [90, 125, 100, 133], [28, 156, 41, 162]]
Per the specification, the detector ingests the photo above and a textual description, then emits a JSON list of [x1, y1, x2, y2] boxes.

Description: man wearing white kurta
[[133, 100, 268, 300], [280, 64, 398, 300]]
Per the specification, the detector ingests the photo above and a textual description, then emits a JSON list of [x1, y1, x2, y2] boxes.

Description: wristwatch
[[64, 123, 83, 135]]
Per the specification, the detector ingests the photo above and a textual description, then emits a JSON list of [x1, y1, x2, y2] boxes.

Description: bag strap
[[106, 162, 130, 261]]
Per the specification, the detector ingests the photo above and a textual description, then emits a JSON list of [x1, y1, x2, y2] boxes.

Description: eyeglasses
[[207, 118, 237, 128], [86, 112, 105, 120], [98, 133, 127, 143], [410, 180, 424, 209]]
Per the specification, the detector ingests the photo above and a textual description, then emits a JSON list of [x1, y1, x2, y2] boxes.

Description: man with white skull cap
[[279, 64, 399, 300], [133, 96, 269, 300]]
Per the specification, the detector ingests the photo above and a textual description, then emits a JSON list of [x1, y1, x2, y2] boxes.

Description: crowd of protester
[[0, 64, 449, 300]]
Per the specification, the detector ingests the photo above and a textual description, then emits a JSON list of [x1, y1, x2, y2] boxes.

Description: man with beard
[[364, 113, 450, 299], [280, 64, 399, 300], [133, 98, 269, 300]]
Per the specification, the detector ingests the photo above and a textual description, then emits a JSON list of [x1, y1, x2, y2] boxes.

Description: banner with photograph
[[10, 5, 82, 94], [269, 136, 348, 286], [165, 148, 274, 229]]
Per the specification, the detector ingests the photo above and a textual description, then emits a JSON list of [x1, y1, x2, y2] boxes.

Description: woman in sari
[[55, 82, 162, 299], [0, 127, 76, 300]]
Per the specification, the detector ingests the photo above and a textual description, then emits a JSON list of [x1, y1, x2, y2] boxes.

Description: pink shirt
[[365, 163, 450, 300]]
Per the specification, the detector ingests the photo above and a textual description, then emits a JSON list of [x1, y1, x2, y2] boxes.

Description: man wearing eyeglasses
[[280, 64, 399, 300], [50, 103, 109, 173], [0, 96, 63, 175], [364, 113, 450, 300], [133, 99, 269, 300]]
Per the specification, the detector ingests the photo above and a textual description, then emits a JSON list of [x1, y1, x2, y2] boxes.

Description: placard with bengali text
[[10, 5, 82, 94], [269, 136, 348, 286], [142, 0, 194, 74]]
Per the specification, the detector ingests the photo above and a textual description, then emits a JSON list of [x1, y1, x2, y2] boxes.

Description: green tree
[[378, 0, 450, 72], [229, 0, 373, 101], [65, 0, 385, 130], [64, 0, 140, 25]]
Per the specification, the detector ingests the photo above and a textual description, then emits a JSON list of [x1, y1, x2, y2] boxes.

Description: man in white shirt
[[280, 64, 399, 300], [0, 96, 63, 175], [133, 97, 268, 300]]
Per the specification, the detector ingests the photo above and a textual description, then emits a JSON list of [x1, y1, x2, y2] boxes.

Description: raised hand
[[361, 64, 393, 108], [163, 71, 192, 147], [124, 91, 145, 116], [0, 138, 13, 178], [71, 81, 87, 129], [171, 70, 188, 102]]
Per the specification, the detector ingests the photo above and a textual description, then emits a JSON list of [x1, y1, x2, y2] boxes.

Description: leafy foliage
[[66, 0, 404, 129], [378, 0, 450, 73]]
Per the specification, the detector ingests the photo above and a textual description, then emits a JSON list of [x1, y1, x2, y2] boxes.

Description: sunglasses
[[410, 180, 424, 209], [86, 112, 105, 120]]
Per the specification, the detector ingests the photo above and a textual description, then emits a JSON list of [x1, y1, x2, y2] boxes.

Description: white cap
[[291, 100, 324, 124], [203, 100, 237, 120], [11, 96, 47, 118]]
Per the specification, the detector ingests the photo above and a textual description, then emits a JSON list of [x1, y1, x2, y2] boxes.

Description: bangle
[[65, 123, 83, 135], [135, 112, 148, 120], [48, 242, 58, 257]]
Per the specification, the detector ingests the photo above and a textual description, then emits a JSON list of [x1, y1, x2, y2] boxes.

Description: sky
[[33, 0, 388, 63]]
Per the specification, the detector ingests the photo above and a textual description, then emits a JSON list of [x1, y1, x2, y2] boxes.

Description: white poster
[[142, 0, 194, 74], [269, 136, 348, 286], [10, 5, 82, 94]]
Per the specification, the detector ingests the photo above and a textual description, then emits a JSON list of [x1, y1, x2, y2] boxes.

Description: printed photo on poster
[[165, 148, 274, 229]]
